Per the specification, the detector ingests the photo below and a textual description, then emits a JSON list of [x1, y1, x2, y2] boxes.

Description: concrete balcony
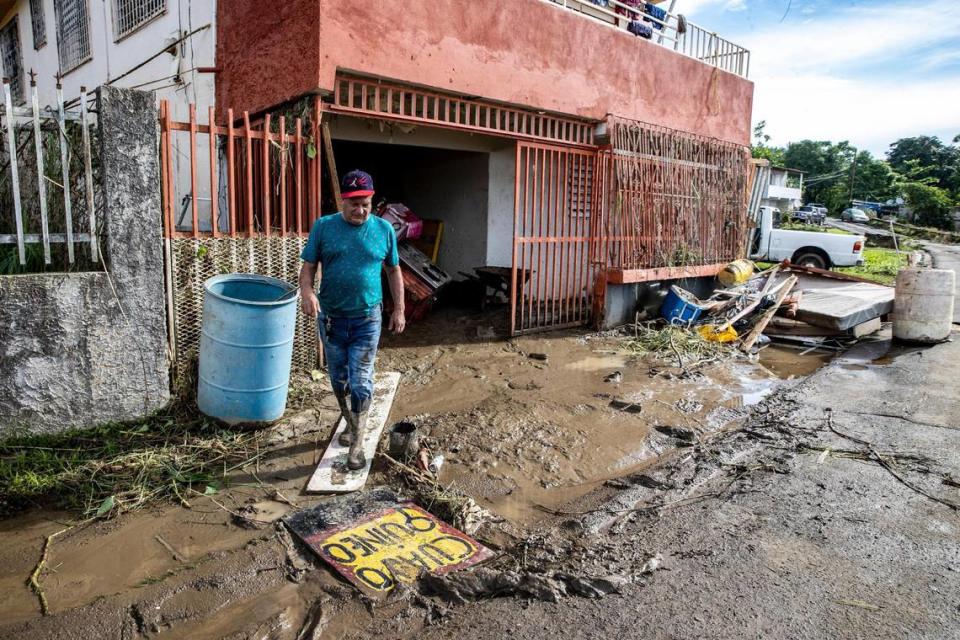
[[544, 0, 750, 78], [766, 184, 803, 201], [216, 0, 754, 146]]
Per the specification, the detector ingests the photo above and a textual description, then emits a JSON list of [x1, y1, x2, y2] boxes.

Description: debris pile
[[650, 260, 894, 358]]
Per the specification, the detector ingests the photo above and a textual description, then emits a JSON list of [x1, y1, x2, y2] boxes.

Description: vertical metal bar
[[188, 104, 199, 237], [244, 111, 254, 237], [554, 149, 565, 324], [279, 115, 287, 237], [574, 152, 585, 321], [520, 145, 530, 333], [227, 108, 237, 236], [263, 114, 271, 236], [295, 117, 303, 234], [30, 78, 51, 263], [161, 100, 175, 239], [208, 106, 218, 237], [548, 148, 559, 326], [56, 83, 75, 262], [535, 146, 546, 328], [510, 142, 521, 336], [559, 150, 569, 323], [80, 88, 97, 261], [4, 79, 25, 265], [159, 100, 171, 239], [314, 96, 323, 221]]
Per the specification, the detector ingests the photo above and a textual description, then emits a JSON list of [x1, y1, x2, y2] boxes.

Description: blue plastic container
[[659, 285, 705, 325], [197, 274, 298, 425]]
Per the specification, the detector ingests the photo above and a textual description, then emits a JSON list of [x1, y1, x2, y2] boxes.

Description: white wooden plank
[[306, 371, 401, 494], [57, 84, 75, 263]]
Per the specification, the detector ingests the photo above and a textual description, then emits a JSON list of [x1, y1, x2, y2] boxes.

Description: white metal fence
[[0, 77, 100, 269], [544, 0, 750, 78]]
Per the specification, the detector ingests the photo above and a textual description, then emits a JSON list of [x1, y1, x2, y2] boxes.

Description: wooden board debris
[[793, 280, 894, 330], [306, 372, 400, 494]]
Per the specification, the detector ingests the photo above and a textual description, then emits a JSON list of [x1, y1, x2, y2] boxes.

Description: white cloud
[[743, 0, 960, 155], [754, 73, 960, 156], [724, 0, 748, 11], [741, 0, 960, 77]]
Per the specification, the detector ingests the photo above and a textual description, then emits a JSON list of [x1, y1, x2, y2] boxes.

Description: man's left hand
[[389, 308, 406, 334]]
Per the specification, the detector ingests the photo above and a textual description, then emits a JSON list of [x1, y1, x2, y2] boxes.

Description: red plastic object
[[379, 203, 424, 241]]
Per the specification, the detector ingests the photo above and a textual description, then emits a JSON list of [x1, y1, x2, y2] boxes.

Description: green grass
[[0, 403, 269, 519], [836, 247, 909, 285]]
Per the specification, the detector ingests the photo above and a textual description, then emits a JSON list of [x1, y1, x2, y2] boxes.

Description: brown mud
[[0, 308, 833, 639]]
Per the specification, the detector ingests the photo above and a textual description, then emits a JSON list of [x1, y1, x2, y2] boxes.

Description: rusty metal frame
[[330, 75, 596, 149], [159, 99, 323, 238], [511, 141, 599, 335]]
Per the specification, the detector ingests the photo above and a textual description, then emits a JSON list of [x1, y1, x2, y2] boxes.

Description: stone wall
[[0, 87, 169, 435]]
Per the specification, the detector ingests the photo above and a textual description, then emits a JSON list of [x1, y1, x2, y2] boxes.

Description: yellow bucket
[[717, 259, 754, 287]]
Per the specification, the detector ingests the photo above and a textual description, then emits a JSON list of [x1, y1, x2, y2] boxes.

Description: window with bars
[[29, 0, 46, 49], [54, 0, 91, 74], [112, 0, 165, 40], [0, 17, 24, 104]]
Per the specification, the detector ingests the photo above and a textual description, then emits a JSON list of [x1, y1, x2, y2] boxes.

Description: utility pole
[[848, 151, 859, 202]]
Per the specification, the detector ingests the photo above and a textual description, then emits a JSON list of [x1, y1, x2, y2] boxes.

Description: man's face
[[342, 196, 373, 226]]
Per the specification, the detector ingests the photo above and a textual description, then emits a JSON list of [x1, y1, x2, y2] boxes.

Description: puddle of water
[[759, 345, 833, 379], [564, 354, 628, 371]]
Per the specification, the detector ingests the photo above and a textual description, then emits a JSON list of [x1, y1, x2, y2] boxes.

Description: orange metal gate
[[511, 142, 600, 335]]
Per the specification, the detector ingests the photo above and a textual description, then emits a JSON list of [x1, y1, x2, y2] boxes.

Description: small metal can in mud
[[428, 454, 445, 476], [388, 422, 419, 462]]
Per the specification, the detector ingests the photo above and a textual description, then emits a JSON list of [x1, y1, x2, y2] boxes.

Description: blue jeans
[[318, 305, 382, 413]]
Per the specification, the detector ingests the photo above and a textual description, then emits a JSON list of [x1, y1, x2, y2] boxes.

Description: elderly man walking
[[299, 170, 405, 470]]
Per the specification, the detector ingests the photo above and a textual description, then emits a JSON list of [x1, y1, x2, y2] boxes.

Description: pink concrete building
[[164, 0, 754, 341]]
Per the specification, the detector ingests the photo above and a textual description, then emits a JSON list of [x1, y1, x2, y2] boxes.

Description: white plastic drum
[[892, 268, 955, 343]]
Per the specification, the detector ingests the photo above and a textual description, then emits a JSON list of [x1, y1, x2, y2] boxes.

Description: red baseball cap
[[341, 169, 375, 198]]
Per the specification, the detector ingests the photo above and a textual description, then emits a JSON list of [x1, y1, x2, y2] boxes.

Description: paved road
[[825, 218, 959, 323], [923, 241, 960, 323], [416, 338, 960, 640]]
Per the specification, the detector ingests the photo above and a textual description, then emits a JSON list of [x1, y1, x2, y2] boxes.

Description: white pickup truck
[[750, 206, 865, 269]]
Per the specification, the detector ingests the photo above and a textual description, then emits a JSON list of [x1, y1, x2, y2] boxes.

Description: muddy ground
[[1, 309, 956, 639]]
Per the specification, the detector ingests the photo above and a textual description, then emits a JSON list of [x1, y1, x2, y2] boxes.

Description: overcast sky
[[679, 0, 960, 157]]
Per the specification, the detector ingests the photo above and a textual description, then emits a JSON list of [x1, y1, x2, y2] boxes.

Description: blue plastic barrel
[[197, 274, 298, 425], [659, 285, 704, 325]]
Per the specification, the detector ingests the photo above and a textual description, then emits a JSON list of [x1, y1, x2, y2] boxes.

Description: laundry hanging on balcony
[[628, 20, 654, 38], [643, 2, 667, 29]]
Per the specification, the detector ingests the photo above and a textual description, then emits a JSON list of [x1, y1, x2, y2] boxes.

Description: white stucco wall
[[0, 0, 215, 118], [486, 146, 515, 268]]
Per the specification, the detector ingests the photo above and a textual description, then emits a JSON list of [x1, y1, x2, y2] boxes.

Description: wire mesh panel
[[601, 116, 750, 272], [512, 142, 599, 335], [169, 237, 319, 386]]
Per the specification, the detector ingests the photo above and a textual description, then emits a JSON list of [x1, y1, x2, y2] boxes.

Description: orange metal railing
[[159, 98, 324, 238]]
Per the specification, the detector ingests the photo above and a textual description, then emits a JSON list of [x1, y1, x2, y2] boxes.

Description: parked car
[[793, 204, 826, 225], [841, 207, 870, 223], [751, 206, 865, 269], [808, 203, 829, 217]]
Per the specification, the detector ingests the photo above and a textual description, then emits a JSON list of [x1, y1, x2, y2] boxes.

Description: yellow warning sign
[[301, 503, 494, 594]]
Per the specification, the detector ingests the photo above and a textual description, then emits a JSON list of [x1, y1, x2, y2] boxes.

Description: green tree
[[901, 182, 953, 229], [887, 136, 960, 194], [751, 120, 785, 165]]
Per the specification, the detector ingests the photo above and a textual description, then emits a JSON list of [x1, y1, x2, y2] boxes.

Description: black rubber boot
[[335, 395, 353, 447], [347, 411, 368, 470]]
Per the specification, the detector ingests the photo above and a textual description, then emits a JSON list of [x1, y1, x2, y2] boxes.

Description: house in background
[[0, 0, 214, 117], [0, 0, 758, 379], [761, 166, 804, 214]]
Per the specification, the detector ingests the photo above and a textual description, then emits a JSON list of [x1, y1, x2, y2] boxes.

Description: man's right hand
[[301, 290, 320, 317]]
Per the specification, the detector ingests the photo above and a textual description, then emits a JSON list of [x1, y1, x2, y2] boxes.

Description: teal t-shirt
[[300, 214, 399, 317]]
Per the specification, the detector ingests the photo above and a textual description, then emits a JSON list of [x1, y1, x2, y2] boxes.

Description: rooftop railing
[[544, 0, 751, 79]]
